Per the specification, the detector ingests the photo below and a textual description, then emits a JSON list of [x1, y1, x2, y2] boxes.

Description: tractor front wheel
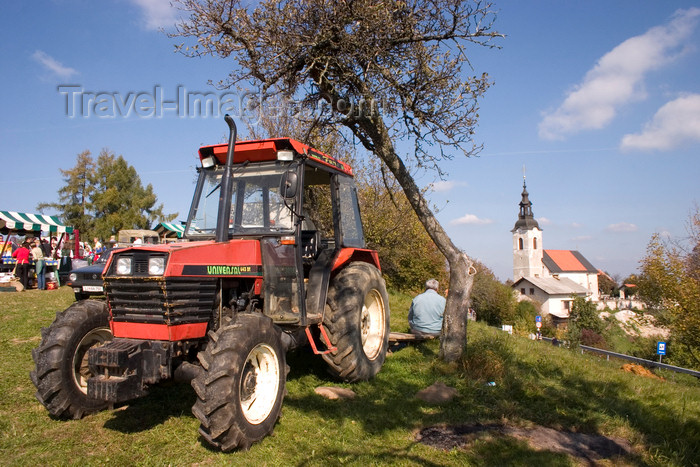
[[322, 261, 390, 382], [30, 300, 113, 419], [191, 314, 286, 451]]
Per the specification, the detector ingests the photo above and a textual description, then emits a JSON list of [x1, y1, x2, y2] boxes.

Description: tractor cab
[[180, 137, 378, 327]]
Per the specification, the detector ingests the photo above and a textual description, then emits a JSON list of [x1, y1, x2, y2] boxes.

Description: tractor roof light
[[277, 150, 294, 161], [201, 155, 217, 168]]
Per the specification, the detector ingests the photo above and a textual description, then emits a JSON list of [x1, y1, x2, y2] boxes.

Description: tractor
[[31, 116, 390, 451]]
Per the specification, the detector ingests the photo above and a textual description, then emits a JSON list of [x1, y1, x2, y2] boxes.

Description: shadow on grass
[[103, 381, 196, 433], [283, 331, 700, 465]]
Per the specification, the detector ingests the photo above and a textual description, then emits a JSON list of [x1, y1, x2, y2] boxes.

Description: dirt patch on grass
[[11, 336, 41, 344], [416, 423, 632, 463], [621, 363, 664, 380]]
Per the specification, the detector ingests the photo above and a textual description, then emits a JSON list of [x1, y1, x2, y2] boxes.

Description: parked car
[[66, 249, 115, 300]]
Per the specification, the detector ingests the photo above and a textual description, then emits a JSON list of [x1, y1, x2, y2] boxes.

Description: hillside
[[1, 287, 698, 465]]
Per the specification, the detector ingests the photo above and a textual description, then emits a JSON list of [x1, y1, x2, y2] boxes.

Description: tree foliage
[[637, 209, 700, 368], [470, 261, 517, 326], [566, 296, 603, 349], [598, 271, 618, 297], [38, 149, 176, 241], [173, 0, 502, 361], [37, 150, 95, 236]]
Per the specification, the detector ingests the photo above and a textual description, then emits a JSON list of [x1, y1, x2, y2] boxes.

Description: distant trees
[[38, 149, 176, 241], [598, 272, 619, 297], [637, 208, 700, 368], [469, 261, 517, 326], [37, 150, 95, 237], [566, 296, 604, 349]]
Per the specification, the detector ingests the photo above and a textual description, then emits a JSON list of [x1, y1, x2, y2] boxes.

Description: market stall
[[153, 221, 186, 242], [0, 210, 75, 287]]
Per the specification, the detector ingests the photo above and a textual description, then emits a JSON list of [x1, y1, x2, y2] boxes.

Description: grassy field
[[1, 286, 699, 466]]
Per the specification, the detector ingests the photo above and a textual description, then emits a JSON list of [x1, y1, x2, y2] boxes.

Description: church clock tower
[[512, 177, 543, 280]]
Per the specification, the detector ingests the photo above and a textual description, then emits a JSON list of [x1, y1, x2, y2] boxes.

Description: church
[[510, 178, 599, 324]]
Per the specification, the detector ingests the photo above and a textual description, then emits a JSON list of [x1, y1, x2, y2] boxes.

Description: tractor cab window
[[337, 176, 365, 248], [186, 162, 294, 237]]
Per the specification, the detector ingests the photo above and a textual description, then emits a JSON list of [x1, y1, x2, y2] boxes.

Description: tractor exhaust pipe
[[216, 114, 237, 243]]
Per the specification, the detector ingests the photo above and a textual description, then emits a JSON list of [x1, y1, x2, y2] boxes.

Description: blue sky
[[1, 1, 698, 281]]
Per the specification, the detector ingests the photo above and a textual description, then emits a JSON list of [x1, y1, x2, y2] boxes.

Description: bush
[[567, 296, 604, 349], [580, 328, 607, 348], [471, 261, 517, 326], [513, 300, 540, 335]]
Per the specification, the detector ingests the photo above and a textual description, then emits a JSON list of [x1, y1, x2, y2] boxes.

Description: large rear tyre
[[322, 262, 390, 382], [191, 314, 286, 452], [30, 300, 113, 419]]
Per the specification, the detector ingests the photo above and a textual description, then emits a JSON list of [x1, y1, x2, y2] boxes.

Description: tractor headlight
[[116, 257, 132, 275], [69, 273, 77, 282], [148, 257, 166, 275]]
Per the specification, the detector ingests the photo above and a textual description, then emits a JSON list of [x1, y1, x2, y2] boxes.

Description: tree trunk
[[354, 115, 474, 362]]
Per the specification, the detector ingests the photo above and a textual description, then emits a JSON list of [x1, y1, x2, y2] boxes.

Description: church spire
[[512, 175, 540, 231]]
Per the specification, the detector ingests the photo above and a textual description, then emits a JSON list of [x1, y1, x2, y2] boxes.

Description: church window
[[533, 238, 537, 249], [518, 238, 523, 250]]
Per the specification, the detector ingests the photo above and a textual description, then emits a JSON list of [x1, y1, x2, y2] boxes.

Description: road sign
[[536, 315, 541, 323], [657, 341, 667, 356], [536, 322, 542, 329]]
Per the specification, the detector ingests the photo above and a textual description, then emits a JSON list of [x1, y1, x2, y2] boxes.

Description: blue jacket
[[408, 289, 446, 334]]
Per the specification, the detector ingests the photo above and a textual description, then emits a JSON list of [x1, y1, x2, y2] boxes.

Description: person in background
[[93, 237, 103, 254], [408, 278, 446, 337], [40, 238, 52, 258], [12, 241, 31, 290], [31, 239, 46, 290], [50, 237, 59, 258]]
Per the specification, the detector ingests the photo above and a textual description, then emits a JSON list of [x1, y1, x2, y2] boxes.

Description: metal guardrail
[[540, 337, 700, 378]]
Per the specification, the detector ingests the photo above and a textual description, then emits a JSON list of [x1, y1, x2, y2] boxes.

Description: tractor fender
[[331, 248, 381, 273]]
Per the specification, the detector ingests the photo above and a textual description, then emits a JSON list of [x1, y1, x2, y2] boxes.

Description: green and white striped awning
[[0, 211, 73, 234], [154, 222, 185, 239]]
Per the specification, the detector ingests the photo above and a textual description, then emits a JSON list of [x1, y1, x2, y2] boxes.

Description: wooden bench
[[388, 332, 438, 343]]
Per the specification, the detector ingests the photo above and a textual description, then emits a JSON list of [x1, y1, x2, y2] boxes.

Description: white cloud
[[620, 94, 700, 151], [606, 222, 638, 233], [536, 216, 551, 226], [127, 0, 179, 30], [450, 213, 494, 225], [430, 180, 457, 193], [31, 50, 78, 79], [539, 7, 700, 140]]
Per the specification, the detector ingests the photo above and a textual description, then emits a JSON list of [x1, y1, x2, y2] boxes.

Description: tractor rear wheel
[[322, 261, 390, 382], [30, 300, 113, 419], [191, 313, 286, 451]]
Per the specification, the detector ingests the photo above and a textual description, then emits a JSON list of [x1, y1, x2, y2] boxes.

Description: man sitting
[[408, 279, 446, 337]]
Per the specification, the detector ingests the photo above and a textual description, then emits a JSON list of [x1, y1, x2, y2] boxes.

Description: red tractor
[[31, 116, 390, 451]]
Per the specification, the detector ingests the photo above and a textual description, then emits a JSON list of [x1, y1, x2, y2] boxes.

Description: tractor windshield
[[186, 162, 294, 237]]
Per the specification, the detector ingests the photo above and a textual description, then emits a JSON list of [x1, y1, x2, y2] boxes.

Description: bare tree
[[173, 0, 502, 361]]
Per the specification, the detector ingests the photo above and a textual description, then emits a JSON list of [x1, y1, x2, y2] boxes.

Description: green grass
[[1, 287, 699, 465]]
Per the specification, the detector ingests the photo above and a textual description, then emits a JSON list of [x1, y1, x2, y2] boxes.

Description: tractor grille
[[105, 278, 217, 325]]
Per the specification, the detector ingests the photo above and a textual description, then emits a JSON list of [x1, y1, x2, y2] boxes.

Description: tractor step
[[305, 324, 337, 355]]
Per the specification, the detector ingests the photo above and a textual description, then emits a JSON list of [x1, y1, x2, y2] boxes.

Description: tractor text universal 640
[[31, 116, 390, 451]]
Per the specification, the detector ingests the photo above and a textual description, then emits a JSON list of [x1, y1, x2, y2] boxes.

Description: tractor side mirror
[[280, 171, 298, 199]]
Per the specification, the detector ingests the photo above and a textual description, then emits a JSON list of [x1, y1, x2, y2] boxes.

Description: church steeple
[[512, 174, 544, 280], [512, 176, 540, 232]]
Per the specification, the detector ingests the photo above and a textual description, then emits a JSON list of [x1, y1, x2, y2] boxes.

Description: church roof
[[512, 179, 540, 232], [512, 276, 589, 296], [543, 250, 598, 274]]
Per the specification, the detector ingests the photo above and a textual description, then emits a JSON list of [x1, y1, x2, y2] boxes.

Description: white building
[[511, 179, 598, 323]]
